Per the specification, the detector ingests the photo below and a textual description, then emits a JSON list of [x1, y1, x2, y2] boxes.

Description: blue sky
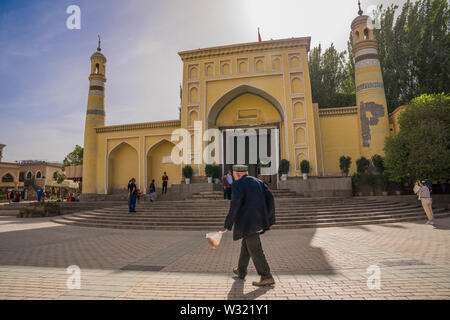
[[0, 0, 407, 163]]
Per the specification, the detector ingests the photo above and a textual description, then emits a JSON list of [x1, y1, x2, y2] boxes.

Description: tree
[[308, 43, 356, 108], [53, 171, 66, 184], [62, 145, 83, 169], [384, 93, 450, 183], [374, 0, 449, 112]]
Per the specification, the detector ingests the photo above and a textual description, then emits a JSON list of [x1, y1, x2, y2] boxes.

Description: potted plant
[[205, 164, 213, 183], [212, 165, 222, 184], [300, 160, 310, 180], [339, 156, 352, 176], [182, 165, 193, 184], [278, 159, 290, 181], [356, 157, 370, 173]]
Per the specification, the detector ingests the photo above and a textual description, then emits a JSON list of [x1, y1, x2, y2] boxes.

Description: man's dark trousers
[[128, 194, 136, 212], [162, 183, 167, 194], [237, 233, 271, 279]]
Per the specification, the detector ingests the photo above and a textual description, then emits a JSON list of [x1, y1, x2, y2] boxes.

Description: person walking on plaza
[[224, 164, 276, 287], [149, 179, 156, 202], [221, 174, 230, 200], [127, 178, 137, 213], [414, 180, 434, 225], [162, 172, 168, 195]]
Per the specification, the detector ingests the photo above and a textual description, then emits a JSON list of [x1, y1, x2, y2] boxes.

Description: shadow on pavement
[[227, 278, 273, 300]]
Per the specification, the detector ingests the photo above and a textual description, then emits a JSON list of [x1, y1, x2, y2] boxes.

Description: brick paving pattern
[[0, 215, 449, 300]]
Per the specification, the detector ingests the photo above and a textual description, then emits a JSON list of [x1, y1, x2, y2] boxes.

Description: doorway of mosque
[[221, 126, 279, 185]]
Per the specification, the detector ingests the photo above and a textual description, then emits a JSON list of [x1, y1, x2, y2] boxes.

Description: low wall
[[279, 177, 352, 197]]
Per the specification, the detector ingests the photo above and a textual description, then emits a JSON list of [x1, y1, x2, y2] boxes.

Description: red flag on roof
[[258, 27, 262, 42]]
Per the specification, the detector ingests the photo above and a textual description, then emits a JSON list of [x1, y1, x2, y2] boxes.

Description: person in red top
[[162, 172, 168, 195]]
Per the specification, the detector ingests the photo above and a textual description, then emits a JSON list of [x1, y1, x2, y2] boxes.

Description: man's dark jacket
[[224, 175, 276, 241]]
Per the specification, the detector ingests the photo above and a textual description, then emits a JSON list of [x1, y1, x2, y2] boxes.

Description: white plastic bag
[[206, 230, 226, 248]]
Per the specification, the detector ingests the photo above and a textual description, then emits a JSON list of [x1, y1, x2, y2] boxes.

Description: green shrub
[[339, 156, 352, 176], [356, 157, 370, 173], [204, 164, 213, 177], [371, 154, 385, 173], [300, 160, 310, 174], [278, 159, 290, 175], [366, 173, 378, 188], [212, 165, 222, 179], [352, 172, 365, 189], [182, 165, 193, 179]]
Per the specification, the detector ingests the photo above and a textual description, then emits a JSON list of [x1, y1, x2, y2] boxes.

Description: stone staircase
[[190, 189, 299, 200], [51, 195, 450, 230]]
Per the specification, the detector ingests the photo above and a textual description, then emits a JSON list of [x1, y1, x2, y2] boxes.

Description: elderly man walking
[[224, 164, 276, 286]]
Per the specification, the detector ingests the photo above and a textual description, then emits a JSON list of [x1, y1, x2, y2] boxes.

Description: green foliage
[[308, 43, 356, 108], [384, 93, 450, 183], [380, 171, 391, 190], [53, 172, 66, 184], [204, 164, 213, 177], [205, 164, 221, 179], [356, 157, 370, 173], [339, 156, 352, 176], [212, 165, 222, 180], [374, 0, 449, 112], [300, 160, 310, 174], [62, 145, 83, 170], [278, 159, 290, 175], [352, 172, 365, 189], [366, 173, 378, 188], [371, 154, 385, 173], [182, 165, 193, 179]]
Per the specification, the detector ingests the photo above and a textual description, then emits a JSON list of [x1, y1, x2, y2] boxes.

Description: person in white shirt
[[414, 180, 434, 225]]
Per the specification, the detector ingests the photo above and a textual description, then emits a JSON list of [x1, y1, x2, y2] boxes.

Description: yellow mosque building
[[82, 11, 400, 196]]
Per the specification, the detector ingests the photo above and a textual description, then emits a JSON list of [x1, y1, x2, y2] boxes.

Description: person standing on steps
[[127, 178, 137, 213], [149, 179, 156, 202], [224, 164, 276, 287], [221, 174, 230, 200], [162, 172, 168, 195]]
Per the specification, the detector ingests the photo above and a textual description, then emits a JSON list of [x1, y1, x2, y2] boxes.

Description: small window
[[26, 172, 32, 180], [355, 31, 360, 40], [2, 173, 14, 183], [36, 171, 42, 179], [95, 63, 100, 74], [19, 172, 25, 182], [364, 28, 369, 40]]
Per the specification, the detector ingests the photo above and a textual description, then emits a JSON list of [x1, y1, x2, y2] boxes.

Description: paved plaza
[[0, 214, 449, 300]]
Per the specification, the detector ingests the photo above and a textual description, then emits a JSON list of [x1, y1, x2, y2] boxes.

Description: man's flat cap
[[233, 164, 248, 172]]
